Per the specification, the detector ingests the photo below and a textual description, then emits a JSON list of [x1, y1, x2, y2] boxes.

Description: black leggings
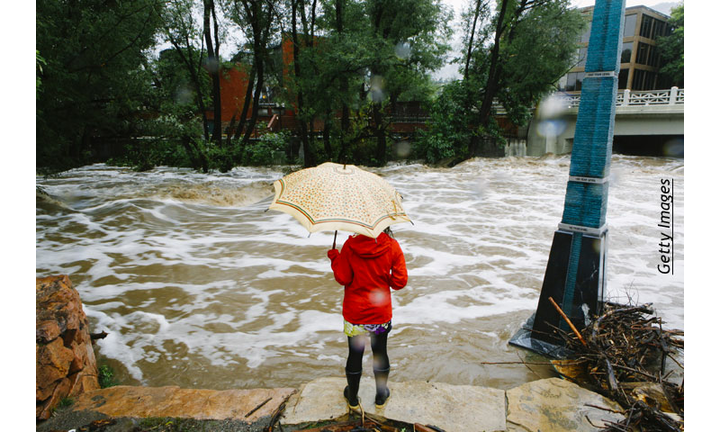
[[346, 331, 390, 373]]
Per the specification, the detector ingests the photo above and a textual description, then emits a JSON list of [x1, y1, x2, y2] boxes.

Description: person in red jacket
[[327, 227, 408, 410]]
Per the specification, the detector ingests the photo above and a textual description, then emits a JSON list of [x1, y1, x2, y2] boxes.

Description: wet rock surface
[[38, 377, 633, 431], [506, 377, 625, 432], [36, 275, 100, 420], [281, 377, 507, 431], [38, 386, 296, 432], [69, 385, 296, 422]]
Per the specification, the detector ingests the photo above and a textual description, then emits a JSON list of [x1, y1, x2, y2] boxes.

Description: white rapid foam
[[36, 156, 683, 390]]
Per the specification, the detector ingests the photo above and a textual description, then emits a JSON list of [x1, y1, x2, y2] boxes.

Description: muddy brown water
[[36, 155, 684, 390]]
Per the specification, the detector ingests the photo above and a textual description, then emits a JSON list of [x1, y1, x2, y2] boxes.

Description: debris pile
[[551, 301, 684, 431], [271, 410, 442, 432]]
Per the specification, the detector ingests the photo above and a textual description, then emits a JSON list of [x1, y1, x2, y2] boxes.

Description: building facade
[[559, 5, 672, 93]]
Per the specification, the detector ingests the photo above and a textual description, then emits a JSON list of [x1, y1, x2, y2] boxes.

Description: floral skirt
[[343, 319, 392, 337]]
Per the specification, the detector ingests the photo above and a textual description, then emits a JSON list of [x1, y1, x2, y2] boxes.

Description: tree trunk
[[204, 0, 222, 146], [473, 0, 511, 155], [166, 36, 210, 141], [292, 0, 316, 167], [464, 0, 483, 81], [233, 64, 256, 140], [243, 58, 264, 143]]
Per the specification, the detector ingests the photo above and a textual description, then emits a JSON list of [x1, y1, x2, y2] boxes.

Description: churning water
[[36, 155, 684, 390]]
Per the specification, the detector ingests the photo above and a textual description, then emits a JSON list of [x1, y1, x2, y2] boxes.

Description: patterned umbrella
[[268, 162, 411, 239]]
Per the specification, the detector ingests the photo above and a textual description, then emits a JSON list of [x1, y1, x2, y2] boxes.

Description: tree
[[155, 0, 213, 141], [363, 0, 452, 165], [657, 3, 683, 88], [286, 0, 321, 167], [227, 0, 279, 146], [498, 0, 585, 125], [37, 0, 164, 170], [454, 0, 583, 156]]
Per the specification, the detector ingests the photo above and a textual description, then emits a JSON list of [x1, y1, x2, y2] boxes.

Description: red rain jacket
[[327, 232, 408, 324]]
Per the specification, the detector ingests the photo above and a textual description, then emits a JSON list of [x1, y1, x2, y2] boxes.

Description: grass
[[98, 364, 119, 388]]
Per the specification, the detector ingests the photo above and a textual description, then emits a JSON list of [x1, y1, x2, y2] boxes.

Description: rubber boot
[[373, 366, 391, 407], [344, 368, 362, 408]]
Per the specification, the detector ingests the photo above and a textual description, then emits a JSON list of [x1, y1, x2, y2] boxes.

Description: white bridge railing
[[556, 87, 684, 108]]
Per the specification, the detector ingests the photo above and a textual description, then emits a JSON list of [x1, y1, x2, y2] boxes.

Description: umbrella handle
[[332, 230, 338, 250]]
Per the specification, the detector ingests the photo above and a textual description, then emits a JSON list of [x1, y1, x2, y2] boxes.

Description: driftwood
[[549, 301, 684, 431]]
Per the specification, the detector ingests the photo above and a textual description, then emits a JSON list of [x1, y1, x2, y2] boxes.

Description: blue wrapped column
[[511, 0, 625, 354]]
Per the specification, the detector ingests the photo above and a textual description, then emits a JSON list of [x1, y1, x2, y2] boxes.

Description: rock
[[36, 320, 61, 342], [506, 377, 626, 432], [36, 275, 100, 420], [281, 377, 507, 432], [37, 377, 73, 420], [37, 338, 75, 397], [70, 385, 297, 422]]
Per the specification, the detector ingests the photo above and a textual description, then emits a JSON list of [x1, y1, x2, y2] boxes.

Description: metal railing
[[556, 87, 684, 109]]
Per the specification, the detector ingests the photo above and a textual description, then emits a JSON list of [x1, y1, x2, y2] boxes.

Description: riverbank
[[38, 376, 628, 432]]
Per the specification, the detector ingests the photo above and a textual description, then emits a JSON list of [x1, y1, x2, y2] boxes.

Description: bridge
[[525, 87, 684, 157]]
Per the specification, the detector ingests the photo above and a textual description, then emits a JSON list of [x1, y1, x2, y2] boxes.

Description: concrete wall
[[527, 105, 683, 156]]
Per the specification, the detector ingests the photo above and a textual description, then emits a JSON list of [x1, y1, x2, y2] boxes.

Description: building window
[[632, 69, 644, 89], [635, 43, 660, 67], [640, 15, 653, 38], [650, 19, 667, 39], [624, 14, 637, 37], [648, 45, 660, 67], [619, 69, 629, 89], [636, 42, 649, 64], [565, 72, 584, 91], [631, 69, 658, 90], [639, 15, 668, 41], [621, 42, 633, 63]]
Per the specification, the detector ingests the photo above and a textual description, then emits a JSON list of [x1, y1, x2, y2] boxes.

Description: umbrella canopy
[[268, 162, 411, 238]]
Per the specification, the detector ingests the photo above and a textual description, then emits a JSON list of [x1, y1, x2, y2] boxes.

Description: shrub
[[244, 132, 289, 166]]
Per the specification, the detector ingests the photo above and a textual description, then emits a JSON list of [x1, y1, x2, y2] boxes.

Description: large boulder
[[36, 275, 100, 420]]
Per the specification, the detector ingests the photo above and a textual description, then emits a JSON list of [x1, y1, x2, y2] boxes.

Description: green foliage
[[36, 0, 164, 171], [243, 131, 290, 166], [280, 0, 452, 166], [36, 0, 585, 171], [415, 81, 472, 164], [498, 0, 585, 126], [98, 364, 119, 388], [419, 0, 584, 161], [657, 3, 684, 87], [36, 50, 46, 98]]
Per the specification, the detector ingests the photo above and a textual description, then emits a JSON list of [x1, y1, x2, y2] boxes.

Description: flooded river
[[36, 155, 684, 390]]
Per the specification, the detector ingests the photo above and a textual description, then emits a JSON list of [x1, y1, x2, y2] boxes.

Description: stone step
[[281, 377, 625, 432], [39, 378, 626, 432], [69, 385, 295, 423]]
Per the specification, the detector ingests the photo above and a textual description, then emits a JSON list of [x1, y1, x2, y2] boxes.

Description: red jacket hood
[[346, 232, 392, 258]]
